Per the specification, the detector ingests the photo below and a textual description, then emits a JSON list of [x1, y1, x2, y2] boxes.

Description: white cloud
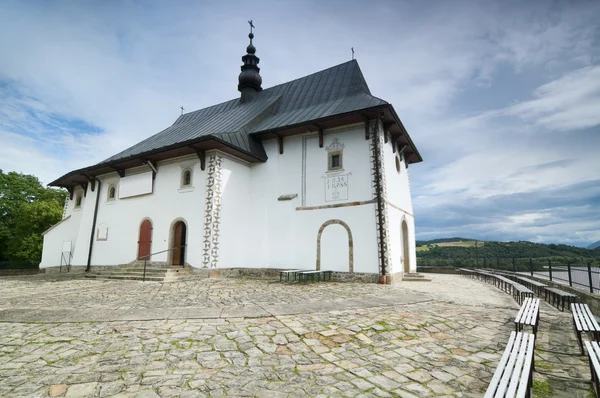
[[504, 66, 600, 131]]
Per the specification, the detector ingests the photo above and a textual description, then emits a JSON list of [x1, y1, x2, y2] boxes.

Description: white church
[[40, 28, 423, 284]]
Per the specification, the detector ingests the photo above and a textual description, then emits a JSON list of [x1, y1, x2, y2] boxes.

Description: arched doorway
[[137, 219, 153, 260], [316, 219, 353, 272], [171, 221, 187, 266], [402, 220, 410, 273]]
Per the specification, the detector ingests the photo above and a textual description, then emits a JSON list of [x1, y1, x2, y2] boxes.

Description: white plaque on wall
[[325, 173, 350, 202], [119, 171, 153, 198]]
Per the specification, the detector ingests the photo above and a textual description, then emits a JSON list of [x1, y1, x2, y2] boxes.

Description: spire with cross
[[180, 106, 185, 115], [238, 19, 262, 101], [352, 47, 355, 60]]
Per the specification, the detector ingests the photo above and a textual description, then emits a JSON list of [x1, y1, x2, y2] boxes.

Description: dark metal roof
[[102, 60, 386, 163], [49, 60, 421, 187]]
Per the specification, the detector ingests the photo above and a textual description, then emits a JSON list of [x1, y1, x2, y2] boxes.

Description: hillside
[[417, 240, 600, 259], [416, 237, 478, 246], [588, 240, 600, 250]]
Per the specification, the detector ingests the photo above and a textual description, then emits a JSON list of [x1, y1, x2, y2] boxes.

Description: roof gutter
[[48, 135, 267, 187], [85, 180, 101, 272]]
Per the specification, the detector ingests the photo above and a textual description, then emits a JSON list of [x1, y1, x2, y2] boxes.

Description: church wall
[[40, 204, 83, 268], [381, 128, 417, 274], [218, 157, 252, 268], [241, 125, 379, 273], [89, 158, 207, 267], [246, 137, 303, 268], [70, 185, 100, 266]]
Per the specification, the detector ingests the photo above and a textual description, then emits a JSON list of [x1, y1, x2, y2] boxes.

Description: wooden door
[[138, 220, 152, 260], [172, 221, 186, 266]]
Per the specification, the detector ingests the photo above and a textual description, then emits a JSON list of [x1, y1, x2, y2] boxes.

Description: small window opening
[[182, 169, 192, 187], [395, 155, 401, 173], [332, 155, 340, 168], [328, 151, 343, 171], [75, 195, 82, 208], [108, 186, 116, 200]]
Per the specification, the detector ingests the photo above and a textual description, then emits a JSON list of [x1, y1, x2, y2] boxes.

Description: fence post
[[529, 258, 533, 276], [512, 257, 516, 273], [567, 261, 573, 287], [588, 260, 594, 293], [548, 259, 552, 281]]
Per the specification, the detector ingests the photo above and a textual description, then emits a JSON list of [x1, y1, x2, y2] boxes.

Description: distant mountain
[[588, 241, 600, 250]]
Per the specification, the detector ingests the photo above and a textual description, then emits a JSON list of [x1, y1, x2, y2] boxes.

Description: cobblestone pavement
[[0, 273, 593, 397]]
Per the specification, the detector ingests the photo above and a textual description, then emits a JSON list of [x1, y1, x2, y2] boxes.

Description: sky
[[0, 0, 599, 247]]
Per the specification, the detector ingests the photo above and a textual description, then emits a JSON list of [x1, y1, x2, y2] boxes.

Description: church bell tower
[[238, 20, 262, 103]]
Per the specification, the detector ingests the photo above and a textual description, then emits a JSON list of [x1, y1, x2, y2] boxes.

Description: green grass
[[532, 380, 552, 398]]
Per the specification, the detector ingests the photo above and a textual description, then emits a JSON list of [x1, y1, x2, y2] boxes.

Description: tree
[[0, 170, 67, 263]]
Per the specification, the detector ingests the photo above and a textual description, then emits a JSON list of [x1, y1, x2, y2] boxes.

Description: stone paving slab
[[0, 273, 594, 397]]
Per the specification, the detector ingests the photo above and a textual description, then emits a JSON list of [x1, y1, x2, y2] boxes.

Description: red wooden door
[[172, 221, 186, 266], [138, 220, 152, 260]]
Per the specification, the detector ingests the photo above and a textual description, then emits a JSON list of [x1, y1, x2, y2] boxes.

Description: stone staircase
[[402, 272, 432, 282], [85, 263, 196, 282]]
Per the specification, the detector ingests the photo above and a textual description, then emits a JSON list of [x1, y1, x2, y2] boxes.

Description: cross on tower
[[180, 106, 185, 115], [248, 20, 255, 34], [352, 47, 355, 60]]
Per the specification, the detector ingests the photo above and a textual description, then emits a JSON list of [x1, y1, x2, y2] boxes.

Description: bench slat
[[573, 303, 584, 332], [507, 333, 531, 397], [578, 305, 593, 332], [515, 334, 535, 398], [525, 299, 539, 326], [484, 331, 518, 398], [586, 305, 600, 331], [514, 298, 529, 324], [580, 304, 598, 332], [496, 332, 527, 397]]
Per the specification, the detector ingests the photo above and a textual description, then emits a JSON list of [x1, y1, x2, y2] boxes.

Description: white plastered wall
[[381, 128, 417, 274], [41, 155, 208, 268], [239, 125, 379, 273], [41, 122, 407, 275]]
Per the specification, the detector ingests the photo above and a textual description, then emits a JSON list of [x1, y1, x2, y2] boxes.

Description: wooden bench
[[514, 298, 540, 336], [585, 341, 600, 397], [493, 275, 515, 294], [492, 275, 534, 304], [484, 331, 535, 398], [279, 269, 304, 282], [545, 287, 577, 311], [298, 270, 333, 282], [572, 303, 600, 355], [512, 283, 534, 305], [511, 276, 547, 297]]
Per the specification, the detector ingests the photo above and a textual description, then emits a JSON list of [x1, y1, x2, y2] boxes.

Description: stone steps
[[85, 266, 195, 282], [403, 272, 432, 282]]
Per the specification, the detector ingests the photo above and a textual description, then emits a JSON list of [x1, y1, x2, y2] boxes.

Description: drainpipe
[[371, 118, 387, 284], [86, 180, 101, 272]]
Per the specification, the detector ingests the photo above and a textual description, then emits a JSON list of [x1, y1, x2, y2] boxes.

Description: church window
[[107, 185, 116, 201], [395, 155, 401, 174], [75, 194, 82, 208], [326, 138, 345, 173], [181, 169, 192, 187], [328, 152, 343, 171]]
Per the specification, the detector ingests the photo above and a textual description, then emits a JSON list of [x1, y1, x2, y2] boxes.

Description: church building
[[40, 27, 422, 283]]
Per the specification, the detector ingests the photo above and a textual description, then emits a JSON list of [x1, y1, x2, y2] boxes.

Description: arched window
[[75, 194, 82, 208], [395, 155, 401, 174], [108, 185, 116, 201], [181, 169, 192, 187]]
